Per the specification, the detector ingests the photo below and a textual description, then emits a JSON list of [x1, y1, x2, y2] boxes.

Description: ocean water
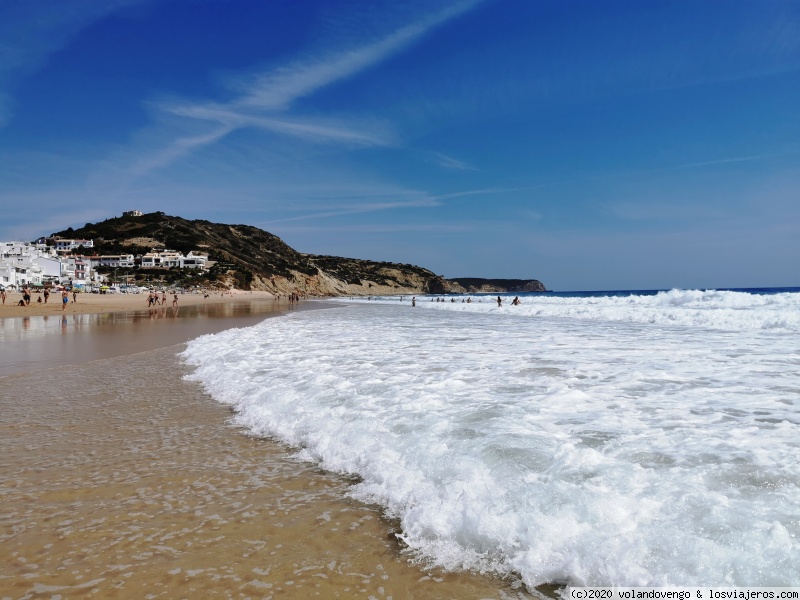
[[182, 288, 800, 588]]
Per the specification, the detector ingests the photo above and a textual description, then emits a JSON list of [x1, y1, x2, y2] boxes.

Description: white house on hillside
[[97, 254, 135, 268], [179, 252, 207, 269], [54, 239, 94, 253]]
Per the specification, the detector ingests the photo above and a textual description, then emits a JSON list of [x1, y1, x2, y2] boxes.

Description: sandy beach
[[0, 288, 275, 318], [0, 298, 531, 598]]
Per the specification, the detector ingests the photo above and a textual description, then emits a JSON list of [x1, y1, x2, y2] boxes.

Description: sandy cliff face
[[248, 266, 463, 297]]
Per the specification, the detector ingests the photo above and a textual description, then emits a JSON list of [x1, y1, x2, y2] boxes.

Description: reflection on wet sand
[[0, 299, 317, 378]]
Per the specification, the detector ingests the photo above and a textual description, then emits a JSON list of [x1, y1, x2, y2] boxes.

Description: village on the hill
[[0, 210, 216, 294], [0, 238, 210, 293]]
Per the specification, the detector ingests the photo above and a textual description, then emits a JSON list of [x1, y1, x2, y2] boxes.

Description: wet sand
[[0, 289, 274, 319], [0, 298, 302, 377], [0, 304, 533, 598]]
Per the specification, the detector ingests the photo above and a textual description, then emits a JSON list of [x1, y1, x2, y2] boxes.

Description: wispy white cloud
[[432, 152, 476, 171], [270, 223, 473, 234], [261, 197, 441, 224], [126, 126, 236, 178], [258, 185, 518, 225], [230, 0, 481, 111], [521, 209, 544, 221], [129, 0, 481, 177], [434, 187, 520, 200], [652, 152, 794, 172], [163, 103, 394, 147], [607, 201, 727, 222]]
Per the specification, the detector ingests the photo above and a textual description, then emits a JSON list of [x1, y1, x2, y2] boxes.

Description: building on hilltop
[[122, 210, 143, 217]]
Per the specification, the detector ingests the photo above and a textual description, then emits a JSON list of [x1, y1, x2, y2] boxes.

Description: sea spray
[[182, 291, 800, 587]]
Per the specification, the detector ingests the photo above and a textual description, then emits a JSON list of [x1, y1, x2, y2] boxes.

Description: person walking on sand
[[172, 293, 178, 308], [61, 290, 69, 310], [43, 288, 49, 303], [0, 289, 5, 305], [72, 290, 77, 303], [23, 286, 31, 306]]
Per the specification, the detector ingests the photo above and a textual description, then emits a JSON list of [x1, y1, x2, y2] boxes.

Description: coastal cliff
[[53, 213, 544, 296], [448, 278, 547, 293]]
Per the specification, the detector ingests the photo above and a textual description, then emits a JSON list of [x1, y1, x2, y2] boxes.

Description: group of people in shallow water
[[423, 295, 522, 306], [2, 285, 77, 310], [147, 290, 178, 308]]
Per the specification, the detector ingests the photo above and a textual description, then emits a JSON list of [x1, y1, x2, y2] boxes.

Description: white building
[[61, 255, 105, 286], [0, 241, 59, 288], [141, 250, 182, 268], [140, 249, 208, 270], [97, 254, 135, 268], [54, 239, 94, 253], [0, 255, 45, 287], [179, 251, 208, 269]]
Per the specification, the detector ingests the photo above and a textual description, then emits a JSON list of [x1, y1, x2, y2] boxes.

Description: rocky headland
[[54, 213, 546, 296]]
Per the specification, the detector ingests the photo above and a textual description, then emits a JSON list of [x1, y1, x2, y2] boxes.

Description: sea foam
[[182, 291, 800, 588], [361, 288, 800, 332]]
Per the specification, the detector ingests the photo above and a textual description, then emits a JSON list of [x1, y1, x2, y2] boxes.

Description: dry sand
[[0, 289, 275, 318]]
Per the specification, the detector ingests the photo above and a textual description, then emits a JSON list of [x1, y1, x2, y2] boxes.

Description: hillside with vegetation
[[53, 213, 545, 296]]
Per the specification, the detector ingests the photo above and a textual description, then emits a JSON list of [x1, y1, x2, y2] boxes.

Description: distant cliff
[[53, 213, 544, 296], [448, 278, 547, 293]]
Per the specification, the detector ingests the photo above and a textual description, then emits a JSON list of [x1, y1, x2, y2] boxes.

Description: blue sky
[[1, 0, 799, 290]]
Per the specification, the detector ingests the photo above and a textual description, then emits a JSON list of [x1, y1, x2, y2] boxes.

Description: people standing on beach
[[61, 290, 69, 310], [22, 286, 31, 306], [173, 293, 178, 307], [43, 288, 50, 303], [72, 290, 77, 303], [0, 289, 5, 305], [161, 291, 167, 305]]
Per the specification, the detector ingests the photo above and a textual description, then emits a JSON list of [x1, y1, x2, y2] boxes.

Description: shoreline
[[0, 295, 323, 378], [0, 289, 276, 319], [0, 297, 532, 598]]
